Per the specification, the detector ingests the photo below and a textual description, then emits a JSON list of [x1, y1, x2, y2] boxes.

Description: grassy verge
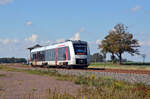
[[0, 65, 22, 72], [0, 74, 6, 77], [89, 62, 150, 70], [0, 65, 150, 99]]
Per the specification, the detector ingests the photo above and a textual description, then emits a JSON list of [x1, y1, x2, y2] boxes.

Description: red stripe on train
[[58, 45, 65, 47], [66, 48, 68, 60]]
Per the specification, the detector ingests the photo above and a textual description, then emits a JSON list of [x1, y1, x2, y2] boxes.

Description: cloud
[[96, 40, 101, 44], [70, 32, 80, 40], [0, 39, 10, 44], [56, 39, 65, 43], [131, 5, 141, 12], [75, 32, 80, 40], [139, 32, 145, 35], [139, 39, 150, 54], [25, 34, 38, 43], [25, 21, 32, 26], [112, 28, 117, 32], [0, 0, 13, 5], [38, 40, 52, 46], [140, 39, 150, 46], [79, 27, 86, 32], [0, 38, 19, 45], [12, 39, 19, 43]]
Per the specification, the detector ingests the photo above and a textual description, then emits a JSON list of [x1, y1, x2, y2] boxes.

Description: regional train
[[30, 40, 90, 68]]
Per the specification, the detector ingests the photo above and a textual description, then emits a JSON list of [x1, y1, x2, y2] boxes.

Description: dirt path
[[0, 71, 80, 99]]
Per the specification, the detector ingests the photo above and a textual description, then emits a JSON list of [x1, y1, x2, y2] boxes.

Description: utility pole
[[141, 54, 146, 63]]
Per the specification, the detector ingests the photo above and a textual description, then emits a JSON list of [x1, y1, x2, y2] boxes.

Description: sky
[[0, 0, 150, 62]]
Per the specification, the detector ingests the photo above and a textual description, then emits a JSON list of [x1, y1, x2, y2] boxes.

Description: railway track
[[4, 64, 150, 75], [53, 68, 150, 75]]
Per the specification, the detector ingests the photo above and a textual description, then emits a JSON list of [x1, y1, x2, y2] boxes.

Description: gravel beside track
[[29, 68, 150, 85]]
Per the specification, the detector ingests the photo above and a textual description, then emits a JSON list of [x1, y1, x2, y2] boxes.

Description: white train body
[[30, 40, 90, 68]]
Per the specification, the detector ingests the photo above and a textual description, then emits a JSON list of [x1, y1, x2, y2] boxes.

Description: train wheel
[[30, 63, 35, 67], [67, 65, 74, 69], [66, 65, 70, 69]]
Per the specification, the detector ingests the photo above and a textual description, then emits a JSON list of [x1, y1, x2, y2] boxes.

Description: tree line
[[0, 57, 27, 63], [90, 53, 130, 63], [90, 53, 104, 62]]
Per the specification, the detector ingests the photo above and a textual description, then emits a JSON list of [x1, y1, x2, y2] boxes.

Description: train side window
[[62, 47, 66, 60], [58, 48, 62, 61], [36, 51, 45, 61], [45, 50, 49, 61], [50, 49, 53, 61], [41, 51, 45, 61], [32, 53, 36, 61], [37, 52, 39, 61], [58, 48, 60, 61], [51, 49, 53, 61], [51, 49, 55, 61], [48, 50, 50, 61], [58, 47, 66, 61], [57, 47, 70, 61], [37, 52, 40, 61]]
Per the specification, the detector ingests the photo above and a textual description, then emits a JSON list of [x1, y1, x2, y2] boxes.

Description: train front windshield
[[73, 44, 87, 55]]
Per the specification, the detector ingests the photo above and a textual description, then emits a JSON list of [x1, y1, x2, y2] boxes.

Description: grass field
[[0, 65, 150, 99], [89, 62, 150, 70]]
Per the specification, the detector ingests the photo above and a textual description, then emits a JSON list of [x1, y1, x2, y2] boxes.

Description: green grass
[[89, 62, 150, 70], [0, 65, 22, 72], [1, 65, 150, 99], [0, 74, 6, 77]]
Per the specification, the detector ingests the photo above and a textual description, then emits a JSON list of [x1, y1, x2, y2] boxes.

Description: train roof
[[51, 40, 87, 45], [27, 44, 42, 51], [30, 40, 87, 53]]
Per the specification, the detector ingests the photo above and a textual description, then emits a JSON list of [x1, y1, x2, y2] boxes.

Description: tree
[[99, 23, 140, 65], [98, 34, 116, 63]]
